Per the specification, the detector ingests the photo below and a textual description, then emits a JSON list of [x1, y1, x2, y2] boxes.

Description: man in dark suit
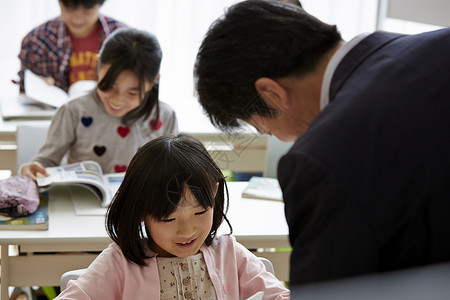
[[194, 0, 450, 287]]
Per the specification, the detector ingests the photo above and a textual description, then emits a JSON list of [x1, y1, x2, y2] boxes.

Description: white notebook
[[242, 176, 283, 201], [1, 94, 56, 120]]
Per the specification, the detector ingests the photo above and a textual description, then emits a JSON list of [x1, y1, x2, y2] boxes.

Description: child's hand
[[20, 162, 49, 182], [39, 76, 55, 86]]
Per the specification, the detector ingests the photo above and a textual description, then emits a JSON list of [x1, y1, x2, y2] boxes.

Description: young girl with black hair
[[21, 27, 178, 179], [56, 133, 290, 299]]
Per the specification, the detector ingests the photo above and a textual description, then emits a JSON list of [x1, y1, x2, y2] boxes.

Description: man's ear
[[254, 77, 291, 110]]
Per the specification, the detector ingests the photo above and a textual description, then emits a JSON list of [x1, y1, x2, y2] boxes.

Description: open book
[[24, 69, 97, 108], [37, 161, 124, 208], [242, 176, 283, 202]]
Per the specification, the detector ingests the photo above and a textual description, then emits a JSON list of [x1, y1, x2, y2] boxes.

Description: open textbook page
[[24, 69, 96, 108], [37, 160, 124, 207]]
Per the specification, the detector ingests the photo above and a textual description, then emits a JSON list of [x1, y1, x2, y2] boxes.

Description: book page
[[68, 80, 97, 99], [104, 172, 125, 199], [24, 69, 69, 108], [37, 161, 104, 187], [71, 173, 124, 215], [78, 160, 103, 177], [24, 69, 97, 107], [70, 185, 108, 216], [36, 161, 122, 208]]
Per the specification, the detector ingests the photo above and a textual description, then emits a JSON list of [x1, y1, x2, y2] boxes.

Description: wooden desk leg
[[1, 244, 10, 300]]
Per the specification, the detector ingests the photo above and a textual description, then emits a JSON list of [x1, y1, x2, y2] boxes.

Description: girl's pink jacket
[[56, 235, 290, 299]]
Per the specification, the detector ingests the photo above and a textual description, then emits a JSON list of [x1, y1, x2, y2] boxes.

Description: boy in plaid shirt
[[17, 0, 126, 93]]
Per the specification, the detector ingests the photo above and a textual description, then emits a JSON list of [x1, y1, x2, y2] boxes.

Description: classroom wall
[[384, 0, 450, 27]]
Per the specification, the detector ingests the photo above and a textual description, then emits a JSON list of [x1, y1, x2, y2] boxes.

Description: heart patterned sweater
[[32, 89, 178, 173]]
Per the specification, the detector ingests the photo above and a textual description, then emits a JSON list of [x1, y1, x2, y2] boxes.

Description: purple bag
[[0, 176, 39, 217]]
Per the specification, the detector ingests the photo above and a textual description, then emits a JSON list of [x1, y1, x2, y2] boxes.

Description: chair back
[[259, 257, 275, 275], [60, 268, 85, 291], [16, 122, 51, 171]]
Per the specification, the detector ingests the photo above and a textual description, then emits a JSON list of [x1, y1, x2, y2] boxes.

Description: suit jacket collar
[[329, 31, 403, 101]]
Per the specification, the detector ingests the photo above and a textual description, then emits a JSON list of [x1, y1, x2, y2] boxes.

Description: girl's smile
[[97, 64, 153, 118], [145, 186, 214, 258], [176, 238, 197, 249]]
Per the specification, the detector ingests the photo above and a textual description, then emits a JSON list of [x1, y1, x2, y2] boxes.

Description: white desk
[[0, 182, 290, 298]]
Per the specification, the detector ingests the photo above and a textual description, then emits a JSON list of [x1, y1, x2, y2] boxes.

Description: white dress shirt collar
[[320, 33, 371, 110]]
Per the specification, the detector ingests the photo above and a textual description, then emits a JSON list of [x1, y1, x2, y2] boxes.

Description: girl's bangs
[[97, 60, 122, 91], [143, 169, 216, 222]]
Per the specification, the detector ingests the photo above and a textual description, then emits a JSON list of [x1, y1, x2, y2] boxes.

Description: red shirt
[[69, 24, 101, 84]]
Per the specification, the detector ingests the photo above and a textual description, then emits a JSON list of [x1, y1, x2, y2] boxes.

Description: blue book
[[0, 191, 49, 230]]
